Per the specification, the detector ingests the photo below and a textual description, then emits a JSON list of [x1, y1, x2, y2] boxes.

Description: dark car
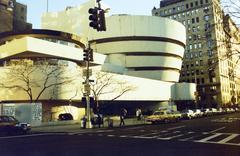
[[58, 113, 73, 121], [0, 115, 31, 136]]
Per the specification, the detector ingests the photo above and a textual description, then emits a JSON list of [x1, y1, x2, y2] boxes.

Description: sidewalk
[[32, 118, 147, 133]]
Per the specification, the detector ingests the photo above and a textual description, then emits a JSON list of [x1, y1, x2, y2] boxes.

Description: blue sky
[[17, 0, 160, 28]]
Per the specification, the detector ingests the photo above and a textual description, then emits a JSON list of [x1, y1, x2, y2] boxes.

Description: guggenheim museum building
[[0, 0, 196, 124]]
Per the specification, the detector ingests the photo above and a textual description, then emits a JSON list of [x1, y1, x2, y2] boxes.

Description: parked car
[[180, 109, 195, 119], [193, 109, 204, 118], [0, 115, 31, 136], [201, 108, 212, 116], [146, 110, 181, 124]]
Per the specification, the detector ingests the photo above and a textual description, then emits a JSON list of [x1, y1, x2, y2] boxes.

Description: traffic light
[[88, 7, 106, 31], [98, 9, 106, 31], [83, 48, 94, 61], [88, 7, 99, 30]]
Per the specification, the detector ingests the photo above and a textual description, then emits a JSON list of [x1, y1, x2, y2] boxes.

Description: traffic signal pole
[[83, 44, 93, 129], [83, 0, 106, 128]]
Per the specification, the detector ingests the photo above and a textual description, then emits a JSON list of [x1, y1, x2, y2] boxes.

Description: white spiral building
[[89, 15, 186, 82]]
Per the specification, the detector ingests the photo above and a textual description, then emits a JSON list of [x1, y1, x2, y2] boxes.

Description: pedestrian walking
[[136, 108, 142, 120], [119, 108, 127, 127]]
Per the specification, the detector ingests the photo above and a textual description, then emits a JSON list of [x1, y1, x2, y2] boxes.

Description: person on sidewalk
[[136, 108, 142, 120], [119, 108, 127, 127]]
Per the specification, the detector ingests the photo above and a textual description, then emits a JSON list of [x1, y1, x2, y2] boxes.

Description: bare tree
[[0, 59, 74, 103], [86, 71, 135, 111]]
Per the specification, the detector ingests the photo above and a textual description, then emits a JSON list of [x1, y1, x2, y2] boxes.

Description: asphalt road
[[0, 112, 240, 156]]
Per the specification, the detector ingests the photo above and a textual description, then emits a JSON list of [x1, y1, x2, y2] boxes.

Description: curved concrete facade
[[89, 15, 186, 82]]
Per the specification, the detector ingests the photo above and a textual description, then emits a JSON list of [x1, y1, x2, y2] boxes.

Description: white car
[[181, 109, 195, 119], [193, 109, 204, 118]]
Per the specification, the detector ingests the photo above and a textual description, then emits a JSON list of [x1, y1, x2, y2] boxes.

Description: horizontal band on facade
[[0, 29, 85, 48], [125, 52, 183, 60], [127, 66, 180, 72], [90, 36, 185, 48]]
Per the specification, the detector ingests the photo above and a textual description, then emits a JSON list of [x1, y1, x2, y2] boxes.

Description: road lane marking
[[196, 133, 222, 142], [217, 134, 239, 143], [208, 127, 226, 133], [107, 134, 115, 137], [0, 133, 66, 139], [157, 134, 184, 140], [168, 126, 185, 130], [199, 141, 240, 146]]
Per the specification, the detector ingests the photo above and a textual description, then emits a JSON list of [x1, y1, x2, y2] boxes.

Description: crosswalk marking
[[208, 127, 225, 133], [71, 129, 240, 147], [168, 126, 185, 130], [157, 134, 184, 140], [216, 134, 239, 144], [195, 133, 222, 142]]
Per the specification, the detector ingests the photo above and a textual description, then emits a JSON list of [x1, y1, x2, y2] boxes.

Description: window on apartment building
[[198, 43, 202, 48], [196, 60, 199, 66], [199, 51, 203, 57], [182, 5, 185, 10], [196, 17, 199, 23], [182, 72, 185, 76], [196, 70, 200, 75], [201, 69, 204, 74], [164, 10, 168, 14], [183, 20, 186, 25], [191, 63, 194, 67], [205, 0, 208, 3], [185, 53, 189, 59], [187, 71, 190, 76], [192, 18, 195, 23], [188, 35, 192, 40], [197, 26, 200, 31], [200, 0, 203, 5], [190, 53, 194, 59], [186, 4, 189, 9], [173, 7, 176, 12], [186, 64, 189, 69], [190, 2, 193, 7], [177, 6, 181, 11], [204, 15, 210, 21], [195, 52, 198, 58], [198, 35, 201, 39], [197, 78, 200, 84], [182, 12, 185, 16], [168, 9, 172, 13], [187, 11, 190, 16], [200, 60, 203, 66], [194, 43, 198, 49], [201, 78, 205, 84], [207, 40, 212, 48], [208, 50, 213, 57], [195, 1, 199, 6], [187, 19, 191, 24], [192, 26, 197, 32], [189, 44, 193, 50], [192, 70, 195, 76]]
